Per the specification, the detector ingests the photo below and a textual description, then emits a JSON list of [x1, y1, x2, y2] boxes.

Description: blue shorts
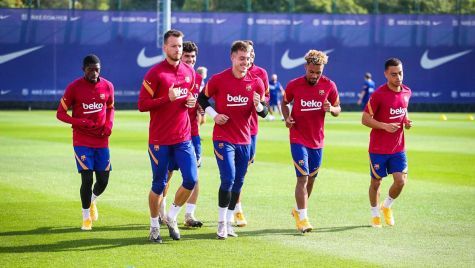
[[249, 135, 257, 164], [148, 141, 198, 195], [290, 143, 322, 177], [269, 92, 280, 106], [73, 146, 111, 172], [168, 135, 202, 170], [369, 152, 408, 179], [213, 141, 250, 193]]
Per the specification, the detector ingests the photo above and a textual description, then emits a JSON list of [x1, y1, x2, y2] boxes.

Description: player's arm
[[324, 84, 341, 117], [404, 111, 412, 129], [254, 79, 268, 118], [102, 82, 115, 136], [197, 83, 228, 125], [137, 73, 174, 112], [56, 85, 95, 128], [281, 92, 294, 128], [362, 112, 400, 133]]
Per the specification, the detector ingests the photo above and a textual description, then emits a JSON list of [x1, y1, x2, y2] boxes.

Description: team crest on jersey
[[100, 93, 105, 100], [374, 164, 380, 170], [246, 85, 252, 91], [298, 160, 305, 166], [185, 76, 191, 83], [319, 89, 325, 96], [218, 143, 224, 149], [154, 145, 160, 151], [81, 155, 86, 161]]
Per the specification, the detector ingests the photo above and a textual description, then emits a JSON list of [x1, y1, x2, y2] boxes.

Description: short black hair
[[365, 72, 372, 79], [164, 29, 184, 44], [231, 40, 250, 54], [183, 41, 198, 54], [83, 54, 100, 67], [385, 58, 402, 70]]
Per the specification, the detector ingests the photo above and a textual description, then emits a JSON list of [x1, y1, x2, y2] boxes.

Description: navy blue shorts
[[249, 134, 257, 164], [148, 141, 197, 194], [290, 143, 322, 177], [213, 141, 250, 193], [369, 152, 408, 179], [73, 146, 111, 172]]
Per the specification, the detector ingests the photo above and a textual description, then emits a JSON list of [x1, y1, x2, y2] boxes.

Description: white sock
[[234, 202, 243, 213], [91, 193, 98, 203], [150, 217, 159, 228], [82, 208, 90, 220], [167, 203, 181, 221], [160, 197, 167, 215], [218, 206, 227, 222], [371, 206, 380, 217], [185, 203, 196, 215], [298, 208, 307, 220], [226, 209, 234, 223], [383, 197, 395, 208]]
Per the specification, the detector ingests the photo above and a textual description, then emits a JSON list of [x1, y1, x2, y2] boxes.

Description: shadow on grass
[[0, 224, 148, 237]]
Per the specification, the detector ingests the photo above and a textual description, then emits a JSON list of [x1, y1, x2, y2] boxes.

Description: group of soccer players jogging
[[57, 28, 412, 242]]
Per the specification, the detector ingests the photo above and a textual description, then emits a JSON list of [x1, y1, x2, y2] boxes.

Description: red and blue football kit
[[284, 75, 339, 177]]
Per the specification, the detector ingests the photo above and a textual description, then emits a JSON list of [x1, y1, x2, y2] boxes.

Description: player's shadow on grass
[[0, 224, 148, 237]]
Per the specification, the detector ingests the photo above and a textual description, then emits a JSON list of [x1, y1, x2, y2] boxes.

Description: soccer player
[[268, 73, 285, 121], [56, 54, 115, 231], [138, 30, 198, 243], [232, 40, 270, 227], [197, 40, 268, 239], [160, 41, 204, 228], [281, 50, 341, 233], [357, 72, 375, 109], [362, 58, 412, 228]]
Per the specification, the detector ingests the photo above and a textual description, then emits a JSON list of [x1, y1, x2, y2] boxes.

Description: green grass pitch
[[0, 111, 474, 267]]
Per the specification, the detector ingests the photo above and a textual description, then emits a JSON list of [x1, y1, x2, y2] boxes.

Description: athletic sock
[[234, 202, 242, 213], [371, 206, 380, 217], [383, 197, 395, 208], [150, 217, 159, 228], [218, 206, 227, 222], [91, 193, 98, 203], [160, 197, 167, 215], [226, 209, 234, 223], [167, 203, 181, 221], [82, 208, 90, 220], [185, 203, 196, 215], [298, 208, 307, 220]]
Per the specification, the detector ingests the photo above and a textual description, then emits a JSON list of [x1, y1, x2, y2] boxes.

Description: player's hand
[[323, 99, 332, 112], [168, 83, 179, 101], [101, 126, 112, 136], [404, 119, 413, 129], [214, 114, 229, 125], [197, 105, 205, 115], [253, 92, 261, 108], [285, 115, 295, 128], [383, 122, 400, 133], [186, 94, 196, 108]]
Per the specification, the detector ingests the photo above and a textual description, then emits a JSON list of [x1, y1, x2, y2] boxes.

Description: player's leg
[[290, 143, 312, 233], [381, 152, 408, 226], [234, 135, 256, 226], [184, 135, 203, 227], [214, 141, 236, 239], [368, 153, 389, 227], [306, 148, 322, 199], [147, 144, 169, 243], [74, 146, 94, 230], [89, 148, 111, 221]]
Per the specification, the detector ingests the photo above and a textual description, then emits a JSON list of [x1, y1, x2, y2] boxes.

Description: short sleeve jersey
[[138, 60, 195, 145], [59, 77, 114, 148], [205, 68, 265, 145], [248, 64, 269, 135], [364, 84, 412, 154], [284, 75, 340, 149]]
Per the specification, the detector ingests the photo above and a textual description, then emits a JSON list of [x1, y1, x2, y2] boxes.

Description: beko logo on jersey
[[227, 94, 248, 106], [389, 107, 406, 119], [301, 99, 322, 111], [174, 87, 189, 99], [82, 102, 103, 114]]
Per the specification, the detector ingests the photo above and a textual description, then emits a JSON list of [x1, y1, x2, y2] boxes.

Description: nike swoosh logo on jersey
[[70, 16, 80, 21], [216, 19, 226, 24], [0, 46, 44, 64], [137, 48, 165, 68], [281, 49, 334, 69], [420, 49, 472, 69]]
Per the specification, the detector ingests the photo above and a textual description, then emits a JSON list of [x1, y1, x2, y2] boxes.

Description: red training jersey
[[205, 68, 265, 145], [284, 75, 339, 149], [248, 64, 269, 136], [138, 60, 195, 145], [56, 77, 115, 148], [189, 73, 203, 137], [364, 84, 412, 154]]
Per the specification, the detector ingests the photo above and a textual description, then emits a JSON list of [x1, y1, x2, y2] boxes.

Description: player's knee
[[232, 178, 244, 192], [182, 178, 196, 191], [151, 180, 166, 195], [370, 177, 382, 189], [220, 178, 234, 192]]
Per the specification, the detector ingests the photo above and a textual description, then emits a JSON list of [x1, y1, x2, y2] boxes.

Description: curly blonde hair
[[305, 50, 328, 65]]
